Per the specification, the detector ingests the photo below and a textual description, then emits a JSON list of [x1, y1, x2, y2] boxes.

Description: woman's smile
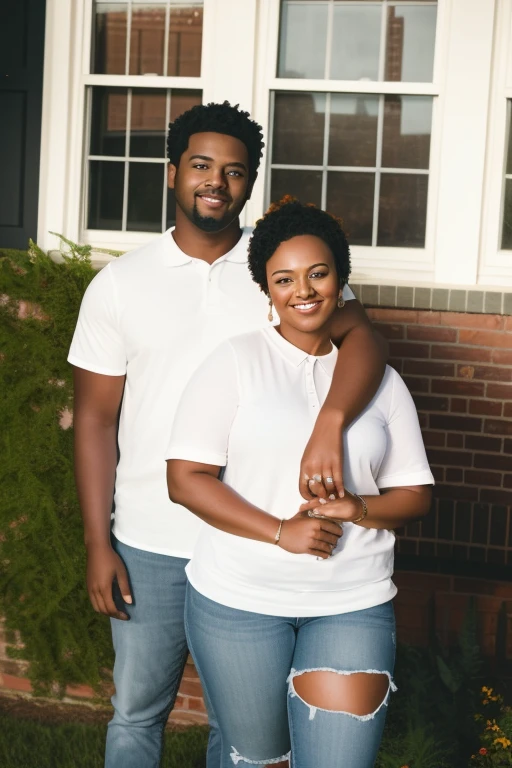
[[290, 300, 323, 314]]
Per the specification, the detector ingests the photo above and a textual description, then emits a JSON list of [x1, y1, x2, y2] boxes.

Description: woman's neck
[[275, 323, 332, 356]]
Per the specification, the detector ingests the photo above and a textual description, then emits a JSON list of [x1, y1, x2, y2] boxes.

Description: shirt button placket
[[306, 358, 320, 411]]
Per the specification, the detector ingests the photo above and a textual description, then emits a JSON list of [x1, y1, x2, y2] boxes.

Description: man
[[69, 102, 385, 768]]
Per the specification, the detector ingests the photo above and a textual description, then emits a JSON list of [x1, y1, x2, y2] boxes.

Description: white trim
[[83, 74, 203, 88]]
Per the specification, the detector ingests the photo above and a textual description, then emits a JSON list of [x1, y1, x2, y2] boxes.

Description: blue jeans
[[105, 538, 221, 768], [185, 584, 396, 768]]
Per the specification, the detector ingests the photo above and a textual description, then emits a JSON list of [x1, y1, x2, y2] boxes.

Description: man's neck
[[172, 210, 243, 265]]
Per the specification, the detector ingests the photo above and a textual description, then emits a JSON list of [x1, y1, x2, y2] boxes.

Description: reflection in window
[[93, 1, 203, 77], [501, 102, 512, 250], [86, 87, 202, 232], [277, 0, 437, 83], [269, 91, 432, 247]]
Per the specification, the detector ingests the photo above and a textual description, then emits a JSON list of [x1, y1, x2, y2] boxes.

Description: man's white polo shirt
[[167, 327, 434, 616], [69, 228, 355, 557]]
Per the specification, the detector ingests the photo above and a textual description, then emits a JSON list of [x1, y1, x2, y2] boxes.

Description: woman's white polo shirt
[[167, 326, 434, 616]]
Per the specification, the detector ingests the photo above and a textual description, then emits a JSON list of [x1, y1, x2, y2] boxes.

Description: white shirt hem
[[68, 354, 127, 377]]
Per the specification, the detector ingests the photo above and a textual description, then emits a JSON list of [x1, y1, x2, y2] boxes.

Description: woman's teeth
[[293, 302, 319, 311]]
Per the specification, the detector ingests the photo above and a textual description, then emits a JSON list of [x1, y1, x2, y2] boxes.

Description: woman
[[166, 199, 433, 768]]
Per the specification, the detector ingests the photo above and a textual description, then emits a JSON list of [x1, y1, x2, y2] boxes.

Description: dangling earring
[[267, 297, 274, 322], [337, 293, 345, 309]]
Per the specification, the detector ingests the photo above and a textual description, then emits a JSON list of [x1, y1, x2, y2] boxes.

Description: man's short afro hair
[[248, 196, 351, 295], [167, 101, 264, 187]]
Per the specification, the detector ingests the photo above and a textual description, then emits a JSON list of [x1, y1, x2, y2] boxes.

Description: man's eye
[[227, 170, 243, 177], [193, 164, 208, 170]]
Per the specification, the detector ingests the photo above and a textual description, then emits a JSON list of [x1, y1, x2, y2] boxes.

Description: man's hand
[[278, 510, 343, 559], [86, 543, 132, 621], [299, 491, 362, 523], [299, 409, 345, 501]]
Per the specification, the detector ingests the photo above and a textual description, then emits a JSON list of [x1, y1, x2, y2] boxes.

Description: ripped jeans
[[185, 583, 396, 768]]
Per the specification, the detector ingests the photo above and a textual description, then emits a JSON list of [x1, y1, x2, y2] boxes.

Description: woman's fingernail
[[329, 494, 336, 500], [304, 474, 310, 481], [313, 474, 322, 483], [339, 490, 345, 498], [319, 498, 327, 505]]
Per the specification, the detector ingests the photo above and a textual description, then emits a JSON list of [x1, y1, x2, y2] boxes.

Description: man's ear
[[167, 163, 177, 189]]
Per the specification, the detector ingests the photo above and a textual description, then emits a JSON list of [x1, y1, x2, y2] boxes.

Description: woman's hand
[[299, 409, 345, 501], [278, 510, 343, 559], [299, 490, 363, 524]]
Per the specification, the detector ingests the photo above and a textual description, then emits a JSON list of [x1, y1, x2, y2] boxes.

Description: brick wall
[[366, 307, 512, 570], [2, 306, 511, 718]]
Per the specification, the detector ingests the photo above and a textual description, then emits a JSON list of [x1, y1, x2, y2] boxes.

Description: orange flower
[[479, 747, 488, 755]]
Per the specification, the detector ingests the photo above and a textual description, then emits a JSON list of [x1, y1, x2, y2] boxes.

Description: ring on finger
[[325, 476, 334, 485]]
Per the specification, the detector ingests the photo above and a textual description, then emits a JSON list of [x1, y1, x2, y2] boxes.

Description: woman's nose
[[296, 279, 314, 297]]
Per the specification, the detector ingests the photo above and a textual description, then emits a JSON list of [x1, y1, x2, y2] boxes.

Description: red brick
[[422, 431, 446, 447], [435, 484, 479, 500], [492, 348, 512, 365], [413, 395, 449, 412], [505, 316, 512, 330], [174, 693, 187, 709], [465, 469, 502, 486], [459, 329, 512, 348], [453, 578, 512, 597], [432, 379, 485, 397], [487, 383, 512, 400], [388, 359, 403, 373], [367, 308, 418, 323], [466, 435, 502, 452], [446, 468, 463, 482], [417, 311, 442, 325], [374, 323, 405, 340], [503, 475, 512, 488], [407, 326, 457, 343], [480, 488, 512, 504], [505, 439, 512, 454], [187, 697, 207, 712], [427, 449, 473, 467], [432, 466, 444, 482], [469, 400, 503, 416], [65, 684, 95, 699], [447, 433, 464, 448], [178, 678, 204, 698], [463, 365, 512, 383], [395, 572, 452, 592], [474, 453, 512, 471], [484, 419, 512, 436], [431, 345, 492, 363], [505, 403, 512, 418], [451, 398, 468, 413], [402, 376, 430, 393], [0, 673, 33, 693], [169, 710, 208, 725], [441, 313, 504, 330], [389, 341, 430, 359], [430, 414, 482, 432], [418, 412, 428, 428], [403, 360, 455, 377]]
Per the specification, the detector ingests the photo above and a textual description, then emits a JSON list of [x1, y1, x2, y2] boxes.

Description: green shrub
[[0, 242, 113, 694]]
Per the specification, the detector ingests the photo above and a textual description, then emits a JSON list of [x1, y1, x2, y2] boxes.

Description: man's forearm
[[74, 418, 118, 549], [356, 487, 432, 529], [323, 324, 386, 426]]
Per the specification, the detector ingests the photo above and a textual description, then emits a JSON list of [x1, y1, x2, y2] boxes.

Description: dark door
[[0, 0, 46, 249]]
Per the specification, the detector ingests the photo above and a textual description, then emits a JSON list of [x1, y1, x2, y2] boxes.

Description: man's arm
[[300, 300, 387, 500], [73, 367, 131, 620]]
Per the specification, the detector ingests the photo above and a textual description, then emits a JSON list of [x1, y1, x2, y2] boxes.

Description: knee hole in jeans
[[287, 668, 397, 722]]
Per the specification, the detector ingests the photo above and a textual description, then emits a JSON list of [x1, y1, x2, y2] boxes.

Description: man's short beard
[[191, 200, 231, 233]]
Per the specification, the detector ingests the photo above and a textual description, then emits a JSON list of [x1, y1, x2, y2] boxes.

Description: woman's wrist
[[351, 493, 368, 523], [274, 518, 284, 545]]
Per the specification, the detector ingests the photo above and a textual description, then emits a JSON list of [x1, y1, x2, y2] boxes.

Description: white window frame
[[37, 0, 259, 253], [479, 0, 512, 287]]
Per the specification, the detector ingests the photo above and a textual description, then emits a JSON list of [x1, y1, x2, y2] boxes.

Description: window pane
[[277, 1, 328, 79], [170, 89, 202, 121], [506, 110, 512, 176], [326, 172, 374, 245], [166, 187, 177, 229], [90, 87, 127, 157], [385, 5, 437, 82], [93, 2, 128, 74], [381, 96, 432, 170], [501, 179, 512, 250], [168, 4, 203, 77], [328, 94, 378, 167], [129, 3, 166, 75], [130, 89, 167, 158], [273, 93, 325, 165], [127, 162, 164, 231], [270, 169, 322, 207], [330, 4, 381, 81], [378, 173, 428, 247], [88, 160, 124, 230]]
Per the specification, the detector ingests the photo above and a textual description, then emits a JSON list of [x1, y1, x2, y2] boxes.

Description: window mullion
[[162, 0, 171, 77], [162, 88, 172, 231], [122, 88, 133, 231], [321, 93, 331, 210], [372, 94, 385, 248]]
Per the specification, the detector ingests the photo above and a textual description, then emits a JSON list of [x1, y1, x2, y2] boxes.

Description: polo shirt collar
[[162, 226, 251, 267], [263, 326, 338, 376]]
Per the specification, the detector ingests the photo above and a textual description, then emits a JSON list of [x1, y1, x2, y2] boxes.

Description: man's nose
[[206, 169, 227, 189]]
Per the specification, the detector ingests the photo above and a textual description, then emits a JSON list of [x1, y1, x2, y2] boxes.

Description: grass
[[0, 716, 209, 768]]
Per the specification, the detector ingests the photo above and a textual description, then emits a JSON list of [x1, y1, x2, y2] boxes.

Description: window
[[501, 102, 512, 250], [267, 0, 438, 249], [84, 1, 204, 237]]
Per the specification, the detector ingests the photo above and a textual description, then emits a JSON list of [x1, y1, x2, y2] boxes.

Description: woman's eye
[[276, 277, 291, 284], [310, 271, 328, 279]]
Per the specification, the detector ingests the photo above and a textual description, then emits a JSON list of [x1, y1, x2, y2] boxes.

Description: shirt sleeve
[[166, 341, 240, 467], [68, 263, 127, 376], [376, 368, 435, 489], [342, 284, 355, 301]]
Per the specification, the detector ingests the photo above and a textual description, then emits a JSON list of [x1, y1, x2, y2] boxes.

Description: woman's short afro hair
[[248, 196, 351, 294], [167, 101, 264, 188]]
